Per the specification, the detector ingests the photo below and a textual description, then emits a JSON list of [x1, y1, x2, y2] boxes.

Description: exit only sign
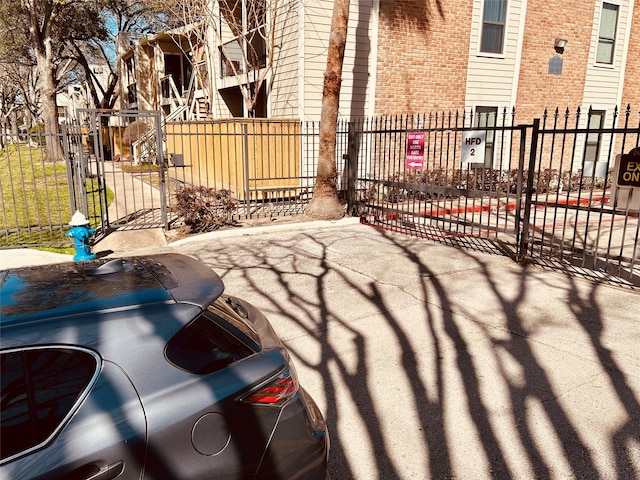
[[617, 150, 640, 187]]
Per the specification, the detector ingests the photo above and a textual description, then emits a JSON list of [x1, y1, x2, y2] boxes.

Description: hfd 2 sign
[[462, 131, 486, 164]]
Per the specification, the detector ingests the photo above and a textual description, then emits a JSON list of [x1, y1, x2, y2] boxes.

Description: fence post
[[517, 118, 540, 264], [243, 123, 251, 210], [346, 120, 359, 215], [61, 121, 79, 216], [154, 111, 169, 230]]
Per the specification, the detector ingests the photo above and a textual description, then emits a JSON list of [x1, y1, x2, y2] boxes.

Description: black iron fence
[[3, 107, 638, 286], [351, 106, 640, 285], [0, 122, 92, 248]]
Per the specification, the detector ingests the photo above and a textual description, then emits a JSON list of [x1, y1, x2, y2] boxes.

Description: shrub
[[173, 186, 238, 233]]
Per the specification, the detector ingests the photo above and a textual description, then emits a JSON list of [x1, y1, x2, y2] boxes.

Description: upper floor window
[[219, 0, 267, 78], [596, 3, 619, 64], [480, 0, 507, 54]]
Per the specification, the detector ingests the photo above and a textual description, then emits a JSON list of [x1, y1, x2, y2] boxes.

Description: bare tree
[[0, 67, 20, 147], [160, 0, 291, 118], [0, 0, 165, 160], [67, 0, 169, 110], [305, 0, 350, 219], [17, 0, 97, 161], [0, 62, 40, 142]]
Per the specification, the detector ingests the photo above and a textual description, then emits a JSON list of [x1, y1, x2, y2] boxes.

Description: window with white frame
[[480, 0, 507, 54], [596, 3, 619, 64]]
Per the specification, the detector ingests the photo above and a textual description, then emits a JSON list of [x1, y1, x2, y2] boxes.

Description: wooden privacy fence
[[165, 119, 307, 201]]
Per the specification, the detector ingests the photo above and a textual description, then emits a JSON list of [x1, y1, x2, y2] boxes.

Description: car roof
[[0, 253, 225, 325]]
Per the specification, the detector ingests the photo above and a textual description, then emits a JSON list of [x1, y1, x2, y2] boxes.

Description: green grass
[[0, 144, 111, 248]]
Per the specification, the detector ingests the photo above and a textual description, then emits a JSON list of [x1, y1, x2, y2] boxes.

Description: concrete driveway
[[2, 219, 638, 478], [170, 220, 640, 479]]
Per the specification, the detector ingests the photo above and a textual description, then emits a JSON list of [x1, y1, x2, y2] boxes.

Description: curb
[[169, 216, 361, 247], [0, 250, 73, 270]]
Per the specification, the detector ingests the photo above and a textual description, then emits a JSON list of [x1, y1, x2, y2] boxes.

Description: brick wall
[[619, 2, 640, 126], [514, 0, 593, 123], [374, 0, 473, 114], [374, 1, 638, 123]]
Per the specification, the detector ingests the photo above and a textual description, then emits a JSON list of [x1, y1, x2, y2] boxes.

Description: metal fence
[[351, 106, 640, 285], [164, 118, 320, 217], [0, 122, 91, 248], [3, 107, 638, 286], [0, 115, 327, 248]]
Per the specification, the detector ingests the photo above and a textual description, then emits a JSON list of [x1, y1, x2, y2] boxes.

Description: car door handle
[[85, 461, 125, 480]]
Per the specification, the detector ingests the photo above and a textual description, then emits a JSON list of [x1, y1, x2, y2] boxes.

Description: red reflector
[[240, 367, 299, 406]]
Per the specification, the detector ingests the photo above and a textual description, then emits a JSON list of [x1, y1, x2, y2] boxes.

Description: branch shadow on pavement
[[178, 223, 639, 479]]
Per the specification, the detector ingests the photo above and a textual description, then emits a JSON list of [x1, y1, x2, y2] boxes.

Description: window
[[219, 0, 267, 77], [209, 297, 261, 347], [480, 0, 507, 54], [125, 56, 136, 82], [165, 313, 256, 375], [584, 110, 604, 163], [583, 110, 608, 177], [474, 106, 498, 167], [56, 106, 68, 119], [596, 3, 619, 64], [1, 347, 98, 463]]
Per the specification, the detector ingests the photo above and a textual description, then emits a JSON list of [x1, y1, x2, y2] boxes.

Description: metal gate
[[78, 109, 171, 237], [350, 107, 640, 286]]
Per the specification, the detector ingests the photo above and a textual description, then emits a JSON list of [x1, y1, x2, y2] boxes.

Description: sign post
[[406, 132, 425, 169], [461, 131, 486, 164]]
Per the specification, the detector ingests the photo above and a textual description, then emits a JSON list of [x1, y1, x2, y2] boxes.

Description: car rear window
[[165, 314, 256, 375], [208, 297, 261, 347], [1, 347, 99, 463]]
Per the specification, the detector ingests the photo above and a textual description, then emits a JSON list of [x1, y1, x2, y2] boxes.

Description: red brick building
[[373, 0, 639, 126]]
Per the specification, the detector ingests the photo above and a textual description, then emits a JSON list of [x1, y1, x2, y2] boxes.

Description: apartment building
[[374, 0, 638, 127], [118, 1, 638, 125]]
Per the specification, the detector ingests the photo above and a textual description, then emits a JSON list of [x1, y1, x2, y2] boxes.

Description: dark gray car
[[0, 253, 328, 479]]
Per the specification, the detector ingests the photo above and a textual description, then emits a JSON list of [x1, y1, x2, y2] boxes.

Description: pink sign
[[406, 132, 425, 169]]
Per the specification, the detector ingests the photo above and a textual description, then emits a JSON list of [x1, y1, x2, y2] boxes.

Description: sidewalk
[[1, 219, 638, 479]]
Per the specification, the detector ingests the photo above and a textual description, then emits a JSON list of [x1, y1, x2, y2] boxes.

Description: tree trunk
[[36, 53, 63, 161], [305, 0, 350, 219], [24, 0, 64, 162]]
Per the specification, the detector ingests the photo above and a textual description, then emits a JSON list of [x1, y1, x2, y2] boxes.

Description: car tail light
[[239, 366, 299, 406]]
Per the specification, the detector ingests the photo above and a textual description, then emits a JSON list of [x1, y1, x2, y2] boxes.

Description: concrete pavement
[[1, 219, 639, 479]]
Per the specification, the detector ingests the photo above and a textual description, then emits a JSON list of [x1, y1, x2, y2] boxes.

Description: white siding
[[302, 0, 333, 120], [583, 0, 633, 111], [580, 0, 634, 167], [301, 0, 377, 121], [270, 0, 300, 117], [465, 0, 527, 110]]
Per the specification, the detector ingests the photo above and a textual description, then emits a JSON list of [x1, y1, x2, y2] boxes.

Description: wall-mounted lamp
[[554, 38, 568, 54]]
